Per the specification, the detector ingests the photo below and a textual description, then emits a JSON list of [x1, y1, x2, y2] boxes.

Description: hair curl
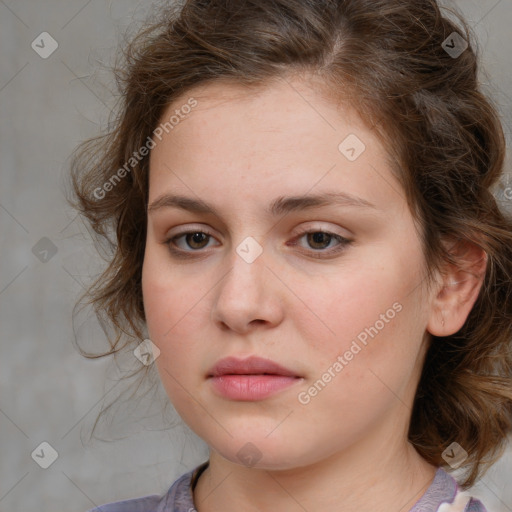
[[68, 0, 512, 488]]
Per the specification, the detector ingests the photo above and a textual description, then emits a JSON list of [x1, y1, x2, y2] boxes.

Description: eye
[[290, 229, 352, 257], [165, 230, 219, 254]]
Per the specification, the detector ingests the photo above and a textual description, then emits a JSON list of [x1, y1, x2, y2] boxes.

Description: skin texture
[[141, 75, 486, 512]]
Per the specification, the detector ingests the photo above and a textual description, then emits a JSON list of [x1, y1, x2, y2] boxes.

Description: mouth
[[207, 356, 303, 401], [207, 355, 301, 378]]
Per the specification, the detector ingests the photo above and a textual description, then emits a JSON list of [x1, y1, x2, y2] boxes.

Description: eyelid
[[167, 224, 217, 238], [292, 227, 350, 242], [291, 221, 351, 239], [166, 224, 350, 240]]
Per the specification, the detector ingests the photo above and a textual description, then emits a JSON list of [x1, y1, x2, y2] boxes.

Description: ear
[[427, 239, 487, 337]]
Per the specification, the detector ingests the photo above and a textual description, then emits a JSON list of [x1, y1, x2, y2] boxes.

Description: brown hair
[[68, 0, 512, 488]]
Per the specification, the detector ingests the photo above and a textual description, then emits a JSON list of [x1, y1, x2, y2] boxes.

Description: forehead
[[165, 75, 367, 138], [148, 76, 405, 216]]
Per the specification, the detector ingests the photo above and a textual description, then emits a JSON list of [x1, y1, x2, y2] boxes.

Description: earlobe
[[427, 240, 487, 337]]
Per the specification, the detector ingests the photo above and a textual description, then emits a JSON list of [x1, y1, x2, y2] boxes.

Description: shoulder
[[436, 493, 488, 512], [463, 497, 488, 512], [410, 467, 489, 512], [85, 493, 163, 512], [85, 461, 208, 512]]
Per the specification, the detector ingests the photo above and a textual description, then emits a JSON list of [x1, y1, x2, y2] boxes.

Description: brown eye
[[165, 230, 219, 254], [306, 232, 333, 250], [184, 232, 210, 249], [289, 229, 352, 259]]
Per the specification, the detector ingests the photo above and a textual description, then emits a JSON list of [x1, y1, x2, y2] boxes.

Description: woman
[[69, 1, 512, 510]]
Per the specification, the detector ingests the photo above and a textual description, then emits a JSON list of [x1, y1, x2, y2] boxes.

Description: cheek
[[142, 262, 208, 415], [295, 248, 427, 394], [296, 257, 415, 347], [141, 247, 223, 396], [141, 251, 201, 362], [294, 298, 425, 440]]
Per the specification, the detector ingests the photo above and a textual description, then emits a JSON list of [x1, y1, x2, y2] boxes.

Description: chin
[[209, 434, 330, 471]]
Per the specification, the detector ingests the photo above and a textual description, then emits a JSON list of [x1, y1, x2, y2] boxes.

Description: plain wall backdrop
[[1, 1, 511, 511]]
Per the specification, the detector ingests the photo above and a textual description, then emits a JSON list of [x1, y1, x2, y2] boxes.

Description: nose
[[210, 240, 285, 334]]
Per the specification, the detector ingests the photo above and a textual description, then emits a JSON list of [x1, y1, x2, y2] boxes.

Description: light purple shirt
[[85, 461, 487, 511]]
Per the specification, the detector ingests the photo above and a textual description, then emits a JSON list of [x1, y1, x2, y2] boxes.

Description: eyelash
[[164, 228, 352, 259]]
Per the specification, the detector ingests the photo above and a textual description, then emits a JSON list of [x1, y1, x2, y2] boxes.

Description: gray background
[[1, 1, 511, 511]]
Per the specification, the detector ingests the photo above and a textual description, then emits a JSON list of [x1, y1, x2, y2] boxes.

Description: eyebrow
[[148, 191, 378, 217]]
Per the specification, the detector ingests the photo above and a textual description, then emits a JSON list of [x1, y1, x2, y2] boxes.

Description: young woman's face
[[142, 76, 435, 469]]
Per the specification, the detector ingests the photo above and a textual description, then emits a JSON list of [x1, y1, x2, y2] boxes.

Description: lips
[[207, 356, 302, 401], [207, 355, 300, 378]]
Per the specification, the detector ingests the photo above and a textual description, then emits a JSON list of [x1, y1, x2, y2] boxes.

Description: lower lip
[[209, 375, 301, 400]]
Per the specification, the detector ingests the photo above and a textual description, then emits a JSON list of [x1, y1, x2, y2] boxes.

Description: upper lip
[[207, 356, 300, 378]]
